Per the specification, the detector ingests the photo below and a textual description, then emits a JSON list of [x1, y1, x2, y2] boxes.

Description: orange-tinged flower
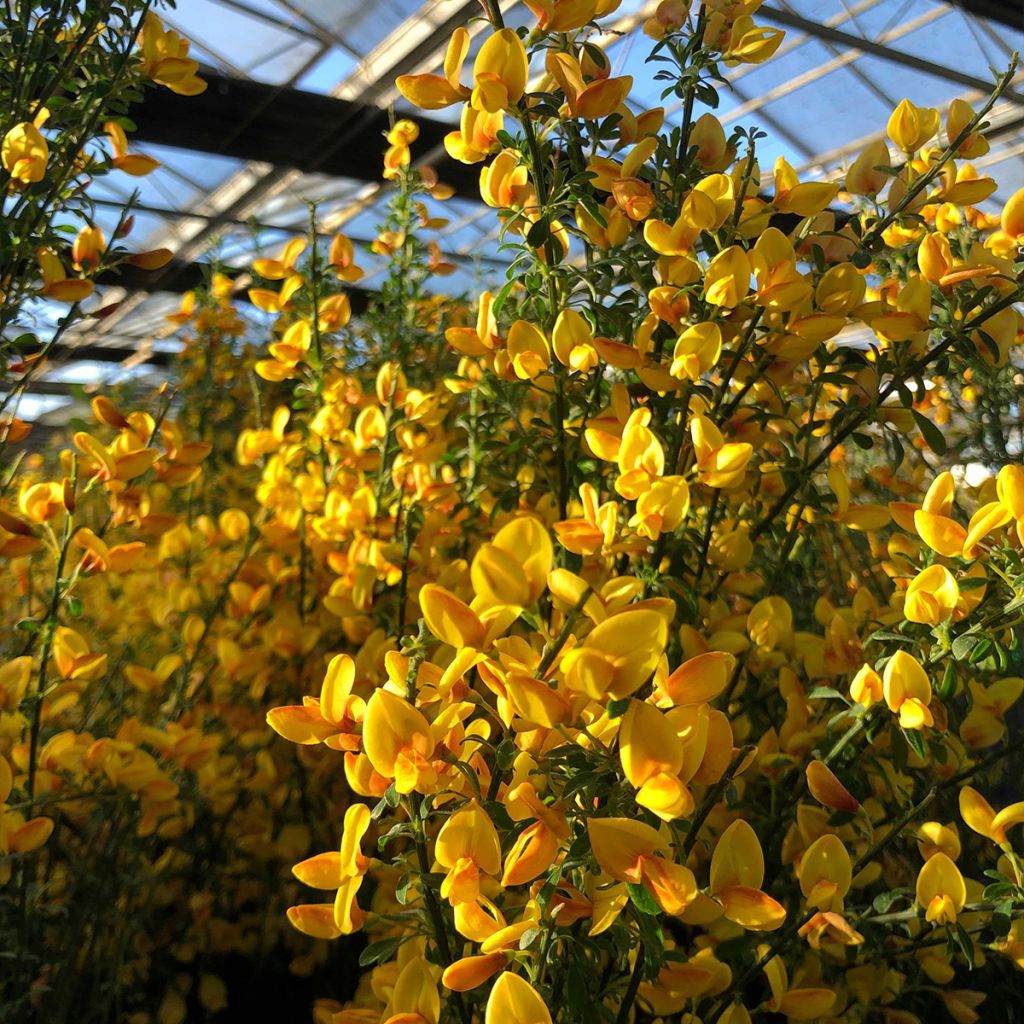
[[435, 800, 501, 904], [805, 760, 860, 813], [137, 12, 206, 94], [916, 851, 966, 925], [442, 953, 508, 992], [105, 121, 160, 176], [797, 911, 864, 949], [328, 233, 363, 282], [289, 805, 372, 937], [1, 814, 55, 855], [620, 700, 693, 821], [526, 0, 602, 31], [501, 782, 569, 886], [396, 27, 471, 109], [74, 527, 146, 575], [445, 105, 504, 164], [36, 247, 94, 302], [845, 139, 891, 196], [663, 650, 735, 706], [253, 238, 306, 281], [362, 688, 437, 794], [611, 176, 656, 221], [587, 817, 697, 915], [53, 626, 108, 681], [708, 820, 786, 930], [72, 226, 105, 271], [480, 150, 533, 209], [761, 948, 837, 1020], [546, 51, 632, 120]]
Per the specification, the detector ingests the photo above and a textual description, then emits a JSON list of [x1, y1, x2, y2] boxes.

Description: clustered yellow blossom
[[4, 1, 1024, 1022]]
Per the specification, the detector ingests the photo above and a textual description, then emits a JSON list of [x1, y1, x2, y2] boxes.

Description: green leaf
[[968, 637, 994, 664], [871, 887, 911, 914], [902, 728, 927, 760], [953, 922, 975, 967], [807, 686, 846, 702], [359, 936, 403, 968], [937, 661, 957, 700], [606, 697, 630, 718], [526, 218, 550, 248], [911, 409, 947, 455], [627, 882, 661, 916], [951, 630, 982, 662]]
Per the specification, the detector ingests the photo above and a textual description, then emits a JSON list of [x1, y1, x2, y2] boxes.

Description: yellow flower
[[706, 820, 786, 930], [105, 121, 160, 176], [915, 851, 966, 925], [137, 12, 206, 94], [690, 415, 752, 490], [436, 800, 502, 905], [485, 973, 552, 1024], [887, 98, 940, 152], [471, 29, 529, 113], [361, 688, 437, 794], [2, 121, 48, 183], [798, 833, 852, 912], [959, 785, 1024, 846], [619, 700, 694, 820], [903, 564, 959, 625], [587, 817, 697, 915], [882, 650, 934, 730], [560, 608, 668, 701], [761, 947, 837, 1020]]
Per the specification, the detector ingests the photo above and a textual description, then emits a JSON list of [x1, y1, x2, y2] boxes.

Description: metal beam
[[130, 70, 478, 202], [1, 380, 112, 398], [758, 4, 1024, 103], [17, 343, 175, 369], [944, 0, 1024, 31]]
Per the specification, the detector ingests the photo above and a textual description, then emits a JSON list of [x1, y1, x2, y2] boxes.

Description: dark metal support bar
[[760, 4, 1024, 103], [129, 69, 477, 201], [944, 0, 1024, 31]]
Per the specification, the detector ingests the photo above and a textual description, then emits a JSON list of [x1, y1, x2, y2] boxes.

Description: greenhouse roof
[[16, 0, 1024, 425]]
